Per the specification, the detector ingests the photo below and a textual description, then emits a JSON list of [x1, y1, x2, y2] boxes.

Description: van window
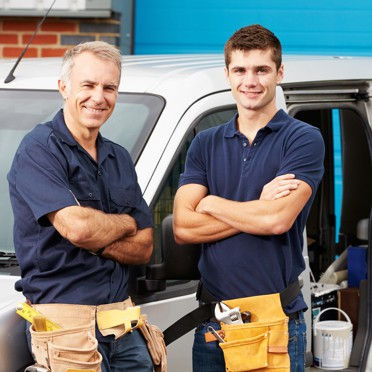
[[0, 90, 164, 258], [151, 107, 237, 265]]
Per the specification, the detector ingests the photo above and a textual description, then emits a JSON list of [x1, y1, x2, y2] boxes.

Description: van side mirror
[[137, 214, 201, 293]]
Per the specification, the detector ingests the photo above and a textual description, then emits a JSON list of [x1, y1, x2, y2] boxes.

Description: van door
[[283, 81, 372, 370]]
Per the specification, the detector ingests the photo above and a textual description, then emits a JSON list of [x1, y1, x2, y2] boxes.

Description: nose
[[242, 71, 258, 87], [91, 86, 105, 104]]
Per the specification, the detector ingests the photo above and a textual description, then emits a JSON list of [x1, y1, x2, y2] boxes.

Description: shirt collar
[[51, 109, 115, 162], [224, 109, 287, 138], [224, 113, 240, 138], [266, 109, 287, 132]]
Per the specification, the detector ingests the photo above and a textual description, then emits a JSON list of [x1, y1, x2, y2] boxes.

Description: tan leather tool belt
[[30, 298, 167, 372]]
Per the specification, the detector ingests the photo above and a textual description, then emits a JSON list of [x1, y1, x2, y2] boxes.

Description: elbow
[[65, 220, 92, 247], [142, 243, 153, 264], [173, 225, 194, 245], [135, 240, 153, 265], [269, 216, 294, 235], [271, 223, 291, 235], [256, 214, 293, 235]]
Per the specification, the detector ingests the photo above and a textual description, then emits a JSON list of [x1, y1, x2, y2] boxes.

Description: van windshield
[[0, 90, 164, 255]]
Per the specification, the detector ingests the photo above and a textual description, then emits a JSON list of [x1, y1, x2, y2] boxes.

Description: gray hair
[[60, 41, 122, 89]]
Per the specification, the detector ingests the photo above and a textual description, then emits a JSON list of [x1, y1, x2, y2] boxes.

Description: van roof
[[1, 54, 372, 93]]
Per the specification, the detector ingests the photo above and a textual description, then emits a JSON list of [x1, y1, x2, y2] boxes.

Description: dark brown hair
[[224, 24, 282, 70]]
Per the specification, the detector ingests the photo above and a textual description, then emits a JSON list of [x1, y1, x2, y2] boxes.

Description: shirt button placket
[[243, 141, 248, 163]]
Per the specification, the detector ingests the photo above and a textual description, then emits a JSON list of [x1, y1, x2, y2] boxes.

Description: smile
[[241, 91, 261, 96], [83, 106, 106, 113]]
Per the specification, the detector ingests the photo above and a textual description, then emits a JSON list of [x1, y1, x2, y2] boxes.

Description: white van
[[0, 54, 371, 372]]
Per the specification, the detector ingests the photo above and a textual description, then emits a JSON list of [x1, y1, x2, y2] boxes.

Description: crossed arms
[[173, 174, 312, 244], [48, 206, 153, 265]]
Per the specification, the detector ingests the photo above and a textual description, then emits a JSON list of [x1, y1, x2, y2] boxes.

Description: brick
[[41, 48, 67, 57], [41, 22, 77, 32], [79, 23, 120, 34], [3, 47, 37, 58], [3, 21, 38, 31], [22, 34, 57, 45], [0, 34, 18, 44], [61, 35, 95, 45], [99, 36, 120, 46]]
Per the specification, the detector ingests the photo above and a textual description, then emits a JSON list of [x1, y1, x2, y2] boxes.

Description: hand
[[260, 174, 300, 200], [196, 195, 216, 214]]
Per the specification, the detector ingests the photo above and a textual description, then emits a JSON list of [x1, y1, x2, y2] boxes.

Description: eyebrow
[[230, 64, 272, 71], [80, 80, 118, 88]]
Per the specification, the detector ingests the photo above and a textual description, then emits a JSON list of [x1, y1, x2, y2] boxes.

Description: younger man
[[173, 25, 324, 372]]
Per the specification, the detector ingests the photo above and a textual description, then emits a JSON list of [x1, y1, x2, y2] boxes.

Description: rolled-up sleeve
[[277, 126, 325, 194], [178, 134, 208, 188]]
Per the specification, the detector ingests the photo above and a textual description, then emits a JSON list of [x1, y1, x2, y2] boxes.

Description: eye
[[232, 67, 245, 75], [257, 67, 270, 74], [104, 85, 117, 92]]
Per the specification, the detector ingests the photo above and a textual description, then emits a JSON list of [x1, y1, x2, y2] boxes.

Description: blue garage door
[[135, 0, 372, 56]]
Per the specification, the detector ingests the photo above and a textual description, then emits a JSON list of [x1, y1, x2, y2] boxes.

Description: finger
[[275, 174, 295, 180], [278, 180, 299, 187], [277, 183, 298, 191], [274, 190, 290, 199]]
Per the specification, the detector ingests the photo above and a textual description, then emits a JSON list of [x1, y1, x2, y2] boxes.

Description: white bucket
[[313, 307, 353, 370]]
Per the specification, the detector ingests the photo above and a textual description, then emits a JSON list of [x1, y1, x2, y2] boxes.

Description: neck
[[63, 111, 98, 161], [237, 106, 278, 143]]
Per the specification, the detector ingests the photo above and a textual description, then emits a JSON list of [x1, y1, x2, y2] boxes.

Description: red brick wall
[[0, 15, 121, 58]]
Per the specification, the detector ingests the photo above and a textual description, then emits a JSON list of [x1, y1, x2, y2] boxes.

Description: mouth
[[82, 106, 107, 113], [241, 90, 262, 97]]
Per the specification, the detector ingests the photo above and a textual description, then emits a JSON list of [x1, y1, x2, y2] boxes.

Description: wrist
[[204, 195, 218, 214], [95, 246, 106, 256]]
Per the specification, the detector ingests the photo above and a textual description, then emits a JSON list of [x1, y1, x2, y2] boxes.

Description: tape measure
[[16, 302, 61, 331]]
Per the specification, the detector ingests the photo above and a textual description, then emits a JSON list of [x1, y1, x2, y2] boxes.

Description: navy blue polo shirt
[[8, 109, 153, 305], [179, 109, 324, 313]]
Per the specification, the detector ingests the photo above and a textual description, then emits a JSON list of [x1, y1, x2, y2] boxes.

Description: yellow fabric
[[218, 293, 289, 372], [96, 306, 142, 332]]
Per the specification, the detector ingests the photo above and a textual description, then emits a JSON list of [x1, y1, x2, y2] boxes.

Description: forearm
[[49, 206, 137, 251], [101, 228, 153, 265], [173, 207, 239, 244], [202, 197, 280, 235], [200, 182, 311, 235]]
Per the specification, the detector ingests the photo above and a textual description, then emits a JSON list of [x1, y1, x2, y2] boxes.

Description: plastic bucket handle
[[313, 307, 352, 336]]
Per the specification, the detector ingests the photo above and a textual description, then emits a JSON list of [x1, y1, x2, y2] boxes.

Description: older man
[[8, 41, 154, 371]]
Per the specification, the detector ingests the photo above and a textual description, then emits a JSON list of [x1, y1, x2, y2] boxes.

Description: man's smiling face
[[59, 51, 120, 135], [225, 48, 283, 115]]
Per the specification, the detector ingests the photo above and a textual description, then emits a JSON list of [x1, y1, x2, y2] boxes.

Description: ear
[[58, 79, 68, 100], [224, 66, 231, 86], [276, 64, 284, 84]]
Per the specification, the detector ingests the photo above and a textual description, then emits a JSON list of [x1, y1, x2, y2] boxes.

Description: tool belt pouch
[[29, 303, 101, 372], [218, 293, 289, 372], [30, 325, 102, 372], [139, 314, 167, 372]]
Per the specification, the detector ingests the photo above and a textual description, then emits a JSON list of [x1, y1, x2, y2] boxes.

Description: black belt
[[163, 280, 301, 346]]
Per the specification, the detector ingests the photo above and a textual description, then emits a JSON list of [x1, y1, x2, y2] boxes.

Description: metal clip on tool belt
[[163, 280, 300, 346]]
